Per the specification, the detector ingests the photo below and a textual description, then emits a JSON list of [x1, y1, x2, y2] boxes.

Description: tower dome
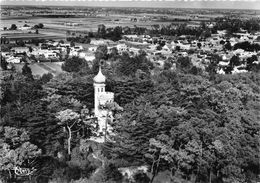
[[93, 66, 106, 83]]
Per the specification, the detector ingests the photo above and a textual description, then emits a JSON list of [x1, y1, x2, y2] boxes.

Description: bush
[[40, 73, 53, 84], [38, 23, 44, 29]]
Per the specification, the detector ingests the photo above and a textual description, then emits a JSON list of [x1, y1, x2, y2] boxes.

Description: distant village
[[1, 18, 260, 75]]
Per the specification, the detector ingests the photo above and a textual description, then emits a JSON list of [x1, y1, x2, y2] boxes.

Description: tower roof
[[93, 66, 106, 83]]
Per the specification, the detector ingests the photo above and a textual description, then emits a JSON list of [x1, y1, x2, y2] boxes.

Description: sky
[[1, 0, 260, 10]]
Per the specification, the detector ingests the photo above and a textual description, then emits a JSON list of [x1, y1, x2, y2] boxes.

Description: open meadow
[[14, 62, 64, 77]]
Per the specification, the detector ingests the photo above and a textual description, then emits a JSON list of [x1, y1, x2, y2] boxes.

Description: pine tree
[[1, 56, 8, 70]]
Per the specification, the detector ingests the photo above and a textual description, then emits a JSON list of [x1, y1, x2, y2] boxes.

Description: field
[[14, 62, 64, 77]]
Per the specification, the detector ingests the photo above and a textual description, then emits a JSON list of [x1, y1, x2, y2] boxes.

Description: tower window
[[101, 88, 103, 92], [98, 88, 99, 92]]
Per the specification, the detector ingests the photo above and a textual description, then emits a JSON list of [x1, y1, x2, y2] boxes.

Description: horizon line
[[1, 0, 260, 10], [1, 5, 260, 11]]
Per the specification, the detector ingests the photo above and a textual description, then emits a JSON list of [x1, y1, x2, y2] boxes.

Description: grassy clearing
[[14, 62, 63, 77]]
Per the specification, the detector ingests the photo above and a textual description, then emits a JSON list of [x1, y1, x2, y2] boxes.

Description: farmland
[[2, 5, 258, 43], [0, 8, 209, 40]]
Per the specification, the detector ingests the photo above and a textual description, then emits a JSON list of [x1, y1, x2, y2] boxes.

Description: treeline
[[213, 17, 260, 33], [66, 25, 124, 43], [233, 41, 260, 52], [67, 23, 210, 44]]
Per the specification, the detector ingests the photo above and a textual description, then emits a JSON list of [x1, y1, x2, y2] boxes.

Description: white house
[[44, 52, 58, 59], [161, 45, 171, 54], [69, 51, 79, 57], [129, 47, 140, 55], [11, 47, 29, 54], [179, 52, 188, 57], [85, 55, 95, 62], [232, 67, 247, 74], [57, 47, 67, 52], [180, 43, 191, 50], [90, 39, 106, 46], [148, 44, 159, 51], [124, 35, 138, 39], [151, 51, 162, 56], [217, 30, 227, 37], [72, 46, 83, 52], [171, 40, 191, 50], [6, 56, 21, 63], [59, 43, 71, 48], [79, 52, 95, 62], [219, 61, 229, 67], [19, 26, 32, 31], [1, 52, 11, 58], [217, 68, 225, 75], [78, 52, 87, 58], [116, 44, 128, 54], [208, 23, 214, 29]]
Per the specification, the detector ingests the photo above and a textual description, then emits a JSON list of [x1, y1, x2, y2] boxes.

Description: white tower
[[93, 66, 106, 117], [93, 66, 114, 134]]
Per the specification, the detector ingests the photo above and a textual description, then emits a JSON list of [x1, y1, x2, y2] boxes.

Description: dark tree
[[116, 52, 153, 77], [164, 60, 173, 70], [34, 24, 39, 29], [16, 40, 25, 47], [156, 45, 162, 50], [61, 56, 86, 73], [224, 41, 232, 50], [1, 56, 8, 70], [95, 45, 108, 61], [28, 46, 33, 52], [197, 42, 202, 49], [70, 41, 75, 47], [223, 65, 233, 74], [22, 63, 33, 80], [38, 23, 44, 29], [40, 73, 53, 84], [97, 24, 106, 38], [220, 40, 225, 45], [10, 24, 17, 30], [234, 41, 260, 52], [85, 37, 91, 44], [109, 47, 119, 61], [229, 55, 240, 67], [176, 56, 192, 73]]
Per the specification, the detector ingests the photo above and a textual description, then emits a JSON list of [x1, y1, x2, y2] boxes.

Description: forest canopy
[[0, 47, 260, 183]]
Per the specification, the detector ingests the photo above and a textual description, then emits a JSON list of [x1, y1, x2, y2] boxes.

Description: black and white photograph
[[0, 0, 260, 182]]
